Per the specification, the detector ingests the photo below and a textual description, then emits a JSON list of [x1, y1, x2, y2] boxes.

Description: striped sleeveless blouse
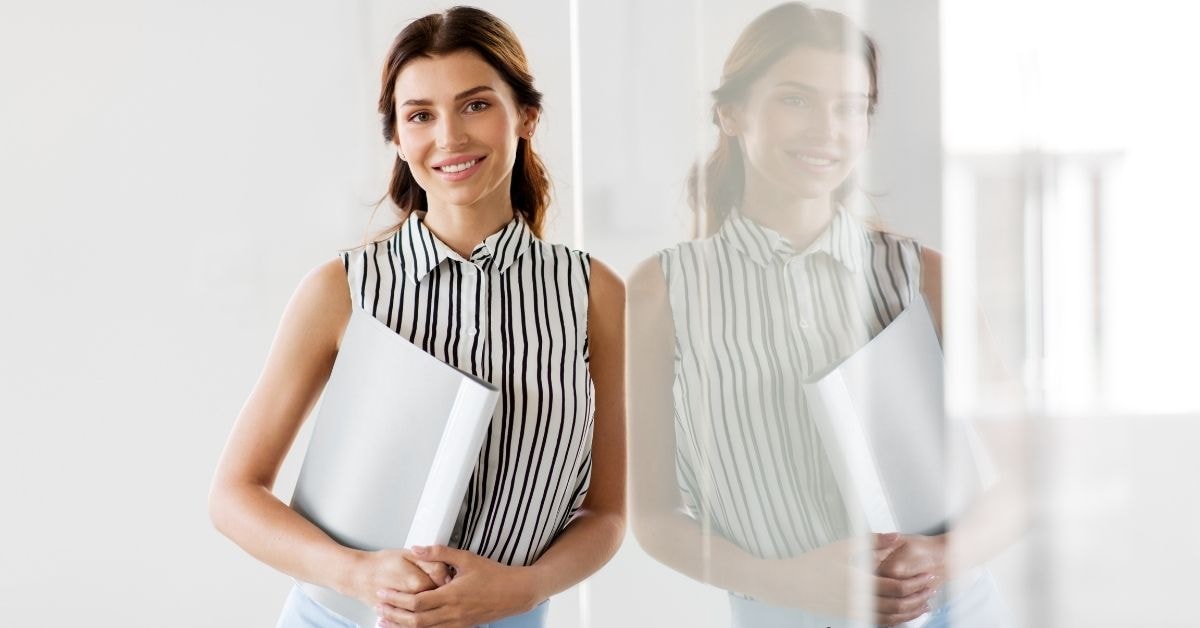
[[658, 205, 924, 559], [339, 210, 595, 567]]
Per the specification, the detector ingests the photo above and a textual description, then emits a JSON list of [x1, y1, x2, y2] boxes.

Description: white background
[[4, 1, 1198, 626]]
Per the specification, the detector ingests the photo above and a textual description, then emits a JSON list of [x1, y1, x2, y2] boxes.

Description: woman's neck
[[421, 193, 516, 259], [739, 180, 835, 253]]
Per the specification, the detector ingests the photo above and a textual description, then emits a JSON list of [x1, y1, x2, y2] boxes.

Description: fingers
[[412, 559, 453, 587], [409, 544, 471, 567], [875, 537, 941, 580], [878, 551, 935, 579], [864, 532, 904, 565], [872, 546, 900, 565], [375, 589, 459, 627], [873, 575, 937, 626], [374, 607, 416, 628], [376, 589, 418, 613], [873, 532, 901, 549], [876, 573, 938, 599], [377, 588, 451, 613], [383, 559, 438, 594]]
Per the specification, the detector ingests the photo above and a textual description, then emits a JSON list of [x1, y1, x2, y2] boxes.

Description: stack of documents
[[288, 308, 499, 627]]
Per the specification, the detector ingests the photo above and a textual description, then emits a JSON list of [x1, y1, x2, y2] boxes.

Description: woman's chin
[[783, 183, 844, 201]]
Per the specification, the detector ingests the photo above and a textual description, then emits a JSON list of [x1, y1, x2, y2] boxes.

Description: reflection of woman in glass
[[628, 3, 1010, 626], [208, 8, 626, 628]]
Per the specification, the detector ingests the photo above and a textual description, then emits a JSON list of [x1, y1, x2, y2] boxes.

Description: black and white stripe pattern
[[339, 210, 594, 567], [659, 206, 923, 559]]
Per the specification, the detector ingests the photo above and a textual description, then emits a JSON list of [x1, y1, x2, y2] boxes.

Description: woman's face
[[392, 49, 535, 213], [723, 46, 873, 203]]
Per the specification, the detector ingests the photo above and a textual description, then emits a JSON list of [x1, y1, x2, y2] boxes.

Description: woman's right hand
[[339, 549, 453, 608], [748, 533, 939, 626]]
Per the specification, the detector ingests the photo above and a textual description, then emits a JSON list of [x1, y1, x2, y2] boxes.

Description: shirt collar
[[393, 210, 534, 284], [718, 204, 867, 272]]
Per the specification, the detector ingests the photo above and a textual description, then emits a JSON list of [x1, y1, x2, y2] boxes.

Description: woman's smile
[[785, 148, 841, 174], [432, 154, 488, 181]]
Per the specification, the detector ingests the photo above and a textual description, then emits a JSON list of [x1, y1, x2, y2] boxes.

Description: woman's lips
[[433, 155, 486, 181], [786, 150, 840, 173]]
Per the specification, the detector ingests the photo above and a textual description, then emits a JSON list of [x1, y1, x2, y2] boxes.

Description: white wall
[[0, 1, 575, 624]]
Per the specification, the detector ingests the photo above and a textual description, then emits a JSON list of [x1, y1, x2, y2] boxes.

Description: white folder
[[287, 307, 499, 627], [803, 297, 997, 627]]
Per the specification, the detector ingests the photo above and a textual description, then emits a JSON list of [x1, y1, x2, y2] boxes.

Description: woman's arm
[[207, 258, 445, 602], [625, 256, 932, 625], [375, 255, 628, 627]]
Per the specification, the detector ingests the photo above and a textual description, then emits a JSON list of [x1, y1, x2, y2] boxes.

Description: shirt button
[[799, 319, 810, 329], [466, 327, 477, 336]]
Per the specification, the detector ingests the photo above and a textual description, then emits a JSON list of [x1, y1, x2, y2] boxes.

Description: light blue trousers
[[275, 584, 548, 628], [728, 569, 1013, 628]]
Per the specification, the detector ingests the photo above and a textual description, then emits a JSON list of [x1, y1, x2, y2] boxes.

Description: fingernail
[[376, 589, 387, 598], [443, 575, 452, 585]]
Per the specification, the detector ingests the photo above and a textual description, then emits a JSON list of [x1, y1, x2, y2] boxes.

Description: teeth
[[796, 154, 833, 167], [440, 159, 477, 173]]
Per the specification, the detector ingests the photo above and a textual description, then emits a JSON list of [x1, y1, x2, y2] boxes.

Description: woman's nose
[[436, 116, 468, 150], [804, 107, 838, 140]]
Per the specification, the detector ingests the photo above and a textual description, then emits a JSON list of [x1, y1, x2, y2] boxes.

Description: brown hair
[[687, 2, 879, 236], [370, 6, 550, 241]]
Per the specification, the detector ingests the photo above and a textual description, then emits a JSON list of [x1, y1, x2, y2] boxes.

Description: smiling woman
[[626, 3, 1012, 627], [375, 8, 551, 243], [207, 7, 626, 628], [389, 50, 536, 225]]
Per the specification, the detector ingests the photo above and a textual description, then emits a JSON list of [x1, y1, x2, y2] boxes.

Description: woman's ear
[[521, 106, 540, 140], [396, 135, 410, 162], [716, 104, 741, 137]]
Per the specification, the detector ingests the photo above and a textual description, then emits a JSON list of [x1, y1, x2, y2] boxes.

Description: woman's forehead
[[393, 49, 508, 103], [756, 47, 872, 97]]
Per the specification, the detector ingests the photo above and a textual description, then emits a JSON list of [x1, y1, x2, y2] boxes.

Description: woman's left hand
[[875, 534, 948, 582], [374, 545, 541, 628]]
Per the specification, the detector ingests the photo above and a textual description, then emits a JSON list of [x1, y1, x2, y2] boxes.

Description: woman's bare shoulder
[[585, 255, 627, 330], [627, 253, 669, 305], [283, 257, 353, 352]]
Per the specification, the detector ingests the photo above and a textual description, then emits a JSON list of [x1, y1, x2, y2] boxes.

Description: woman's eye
[[465, 100, 489, 113], [408, 111, 432, 123], [782, 95, 810, 107]]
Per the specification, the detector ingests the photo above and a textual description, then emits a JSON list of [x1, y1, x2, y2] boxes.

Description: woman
[[627, 3, 1011, 627], [208, 7, 626, 628]]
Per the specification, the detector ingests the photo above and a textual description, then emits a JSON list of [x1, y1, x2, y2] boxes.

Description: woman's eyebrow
[[774, 81, 869, 98], [454, 85, 496, 100], [400, 85, 497, 107]]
